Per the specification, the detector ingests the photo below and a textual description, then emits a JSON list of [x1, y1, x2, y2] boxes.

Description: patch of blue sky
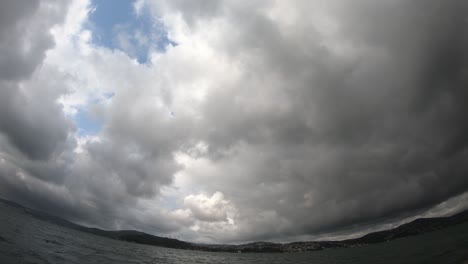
[[74, 108, 102, 136], [87, 0, 176, 64], [73, 92, 113, 136]]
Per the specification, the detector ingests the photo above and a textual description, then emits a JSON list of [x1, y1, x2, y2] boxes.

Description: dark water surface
[[1, 202, 467, 264]]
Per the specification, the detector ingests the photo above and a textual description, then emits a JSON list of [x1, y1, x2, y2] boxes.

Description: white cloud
[[133, 0, 147, 17], [184, 192, 231, 222]]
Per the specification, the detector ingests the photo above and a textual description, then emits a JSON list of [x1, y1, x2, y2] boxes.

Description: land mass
[[1, 198, 467, 253]]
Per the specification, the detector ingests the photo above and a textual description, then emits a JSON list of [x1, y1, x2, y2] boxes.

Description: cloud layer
[[1, 0, 468, 243]]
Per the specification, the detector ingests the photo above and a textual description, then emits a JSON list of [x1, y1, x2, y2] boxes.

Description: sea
[[0, 201, 467, 264]]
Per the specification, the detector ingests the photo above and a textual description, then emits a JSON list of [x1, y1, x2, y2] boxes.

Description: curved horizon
[[0, 0, 468, 245]]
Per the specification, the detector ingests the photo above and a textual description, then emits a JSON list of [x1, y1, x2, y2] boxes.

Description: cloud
[[184, 192, 231, 222], [0, 0, 67, 80], [0, 0, 71, 160], [0, 0, 468, 244], [145, 0, 468, 241]]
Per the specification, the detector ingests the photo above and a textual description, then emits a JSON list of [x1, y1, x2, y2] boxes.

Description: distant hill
[[1, 198, 467, 253], [0, 198, 194, 250], [344, 210, 468, 245]]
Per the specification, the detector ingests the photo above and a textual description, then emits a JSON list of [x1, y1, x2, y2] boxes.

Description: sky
[[0, 0, 468, 244]]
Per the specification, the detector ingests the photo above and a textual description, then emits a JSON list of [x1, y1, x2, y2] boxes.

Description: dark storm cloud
[[0, 79, 71, 161], [153, 0, 468, 241], [0, 0, 67, 81], [0, 0, 71, 161], [0, 0, 76, 225], [81, 139, 178, 198]]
